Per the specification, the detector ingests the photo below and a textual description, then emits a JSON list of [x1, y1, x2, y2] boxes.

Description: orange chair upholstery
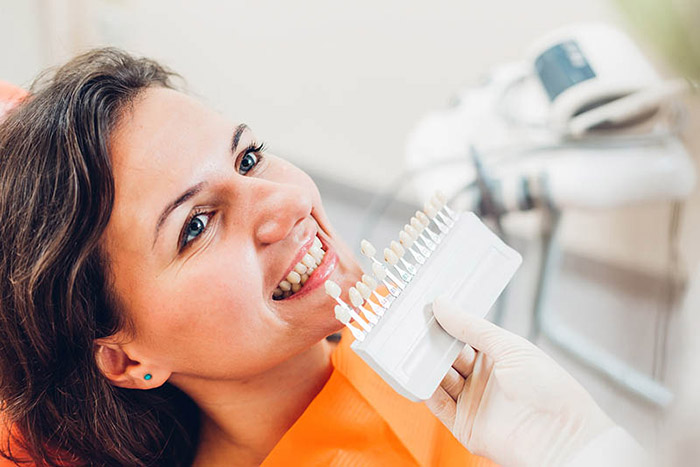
[[0, 81, 28, 122]]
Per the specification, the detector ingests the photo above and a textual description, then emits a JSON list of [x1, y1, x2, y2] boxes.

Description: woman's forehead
[[110, 87, 230, 171], [105, 88, 234, 252]]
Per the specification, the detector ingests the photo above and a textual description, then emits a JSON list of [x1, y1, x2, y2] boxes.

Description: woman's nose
[[252, 181, 313, 245]]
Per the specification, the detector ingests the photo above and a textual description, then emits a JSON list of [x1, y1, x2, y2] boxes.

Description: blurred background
[[2, 0, 698, 457]]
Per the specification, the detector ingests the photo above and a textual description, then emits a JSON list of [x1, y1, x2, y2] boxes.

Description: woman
[[0, 49, 490, 466]]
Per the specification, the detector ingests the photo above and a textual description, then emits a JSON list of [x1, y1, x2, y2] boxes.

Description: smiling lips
[[273, 235, 326, 300]]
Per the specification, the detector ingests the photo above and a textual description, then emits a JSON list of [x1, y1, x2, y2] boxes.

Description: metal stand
[[529, 207, 674, 408]]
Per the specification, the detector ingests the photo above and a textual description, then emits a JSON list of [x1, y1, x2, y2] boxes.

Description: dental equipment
[[399, 23, 694, 407], [326, 193, 521, 401]]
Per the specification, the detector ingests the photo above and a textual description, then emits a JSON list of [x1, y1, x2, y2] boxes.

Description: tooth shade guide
[[414, 211, 441, 244], [383, 248, 398, 265], [344, 306, 371, 332], [362, 274, 390, 308], [399, 256, 417, 275], [348, 287, 364, 308], [435, 190, 447, 205], [415, 211, 430, 227], [335, 305, 365, 341], [361, 274, 377, 290], [409, 217, 424, 233], [355, 282, 372, 300], [324, 280, 341, 298], [399, 231, 414, 248], [371, 262, 387, 280], [430, 195, 455, 227], [360, 239, 376, 257], [390, 240, 405, 258], [331, 206, 521, 402]]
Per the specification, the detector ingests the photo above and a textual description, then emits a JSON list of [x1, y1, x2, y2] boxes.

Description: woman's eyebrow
[[231, 123, 248, 154], [151, 123, 249, 250], [153, 181, 207, 249]]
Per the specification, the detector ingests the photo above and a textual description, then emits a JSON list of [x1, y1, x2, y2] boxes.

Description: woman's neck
[[183, 338, 335, 466]]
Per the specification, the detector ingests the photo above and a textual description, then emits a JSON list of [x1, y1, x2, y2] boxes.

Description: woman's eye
[[238, 152, 259, 175], [182, 213, 210, 247]]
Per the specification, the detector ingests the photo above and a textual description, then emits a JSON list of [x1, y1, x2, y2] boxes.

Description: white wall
[[2, 0, 624, 188], [2, 0, 698, 276]]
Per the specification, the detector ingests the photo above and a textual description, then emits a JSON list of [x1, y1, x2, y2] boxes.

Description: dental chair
[[0, 80, 27, 121]]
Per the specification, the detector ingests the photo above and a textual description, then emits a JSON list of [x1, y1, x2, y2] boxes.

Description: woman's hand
[[425, 296, 618, 467]]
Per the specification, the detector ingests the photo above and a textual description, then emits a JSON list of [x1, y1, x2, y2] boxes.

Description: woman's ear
[[94, 337, 170, 389]]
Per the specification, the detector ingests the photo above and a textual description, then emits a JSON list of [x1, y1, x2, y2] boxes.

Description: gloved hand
[[425, 296, 625, 467]]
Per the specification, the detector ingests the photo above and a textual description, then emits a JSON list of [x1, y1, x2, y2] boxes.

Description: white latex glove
[[425, 296, 644, 467]]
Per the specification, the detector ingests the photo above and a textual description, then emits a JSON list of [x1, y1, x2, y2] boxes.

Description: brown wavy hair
[[0, 48, 200, 466]]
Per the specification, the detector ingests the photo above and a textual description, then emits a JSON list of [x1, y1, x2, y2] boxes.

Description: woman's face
[[102, 87, 361, 381]]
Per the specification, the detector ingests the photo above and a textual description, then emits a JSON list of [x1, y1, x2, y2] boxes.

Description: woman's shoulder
[[263, 331, 494, 466]]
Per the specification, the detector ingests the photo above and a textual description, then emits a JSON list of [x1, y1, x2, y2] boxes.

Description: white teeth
[[384, 248, 399, 265], [302, 253, 316, 268], [399, 230, 413, 248], [310, 247, 323, 262], [424, 204, 438, 219], [273, 234, 327, 299], [415, 211, 430, 227], [287, 271, 301, 284], [335, 305, 351, 324], [360, 239, 376, 257], [372, 262, 387, 280], [356, 282, 372, 300], [410, 217, 424, 232], [349, 287, 364, 308], [362, 274, 377, 290], [325, 280, 341, 298], [390, 241, 405, 257]]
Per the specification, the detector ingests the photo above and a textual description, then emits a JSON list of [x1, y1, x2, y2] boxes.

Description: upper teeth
[[273, 235, 325, 299]]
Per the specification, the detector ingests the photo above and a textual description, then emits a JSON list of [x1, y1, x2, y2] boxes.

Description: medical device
[[405, 23, 696, 212], [397, 23, 695, 407], [326, 193, 521, 401], [529, 23, 691, 137]]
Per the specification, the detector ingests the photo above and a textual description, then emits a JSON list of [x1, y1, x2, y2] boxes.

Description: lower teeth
[[273, 245, 326, 300]]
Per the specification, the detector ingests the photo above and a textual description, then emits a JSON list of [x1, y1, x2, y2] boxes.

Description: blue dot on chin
[[144, 374, 152, 381]]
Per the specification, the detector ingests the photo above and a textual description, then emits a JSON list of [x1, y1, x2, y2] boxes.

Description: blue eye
[[238, 142, 266, 175], [238, 152, 258, 175], [181, 213, 211, 248]]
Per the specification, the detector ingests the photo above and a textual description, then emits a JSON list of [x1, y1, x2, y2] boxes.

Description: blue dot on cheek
[[144, 374, 152, 381]]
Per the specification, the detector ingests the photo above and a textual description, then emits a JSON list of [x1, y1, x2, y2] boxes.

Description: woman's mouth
[[273, 234, 327, 300]]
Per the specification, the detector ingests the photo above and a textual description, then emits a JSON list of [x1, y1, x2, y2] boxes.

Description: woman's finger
[[440, 367, 465, 400], [425, 386, 456, 430], [452, 344, 477, 379]]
